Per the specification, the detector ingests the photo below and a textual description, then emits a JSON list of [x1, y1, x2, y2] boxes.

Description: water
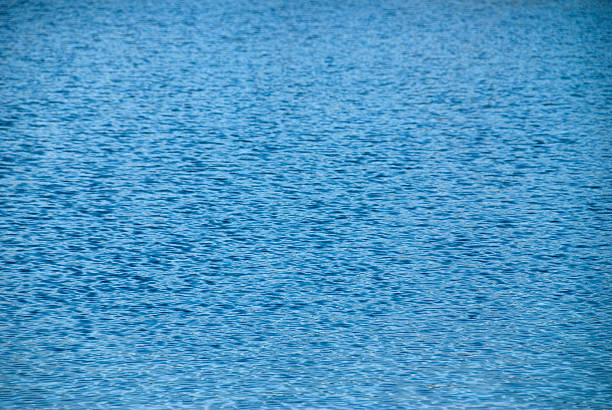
[[1, 0, 611, 408]]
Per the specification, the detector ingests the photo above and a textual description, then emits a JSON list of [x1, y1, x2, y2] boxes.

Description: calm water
[[1, 0, 611, 408]]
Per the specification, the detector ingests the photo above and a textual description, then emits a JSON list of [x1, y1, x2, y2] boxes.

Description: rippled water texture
[[1, 0, 611, 408]]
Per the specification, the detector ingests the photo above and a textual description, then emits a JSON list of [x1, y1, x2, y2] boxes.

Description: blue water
[[1, 0, 611, 408]]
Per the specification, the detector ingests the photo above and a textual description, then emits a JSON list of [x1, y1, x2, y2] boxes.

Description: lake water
[[1, 0, 611, 408]]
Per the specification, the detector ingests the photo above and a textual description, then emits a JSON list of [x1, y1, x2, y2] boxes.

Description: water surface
[[1, 0, 611, 408]]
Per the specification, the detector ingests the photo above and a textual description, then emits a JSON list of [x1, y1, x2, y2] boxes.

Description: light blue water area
[[1, 0, 611, 408]]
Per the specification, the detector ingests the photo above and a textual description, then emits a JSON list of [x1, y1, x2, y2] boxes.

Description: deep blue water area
[[1, 0, 611, 408]]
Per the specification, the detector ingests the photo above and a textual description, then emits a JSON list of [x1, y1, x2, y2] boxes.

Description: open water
[[1, 0, 611, 408]]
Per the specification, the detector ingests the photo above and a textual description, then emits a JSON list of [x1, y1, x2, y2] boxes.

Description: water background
[[1, 0, 611, 407]]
